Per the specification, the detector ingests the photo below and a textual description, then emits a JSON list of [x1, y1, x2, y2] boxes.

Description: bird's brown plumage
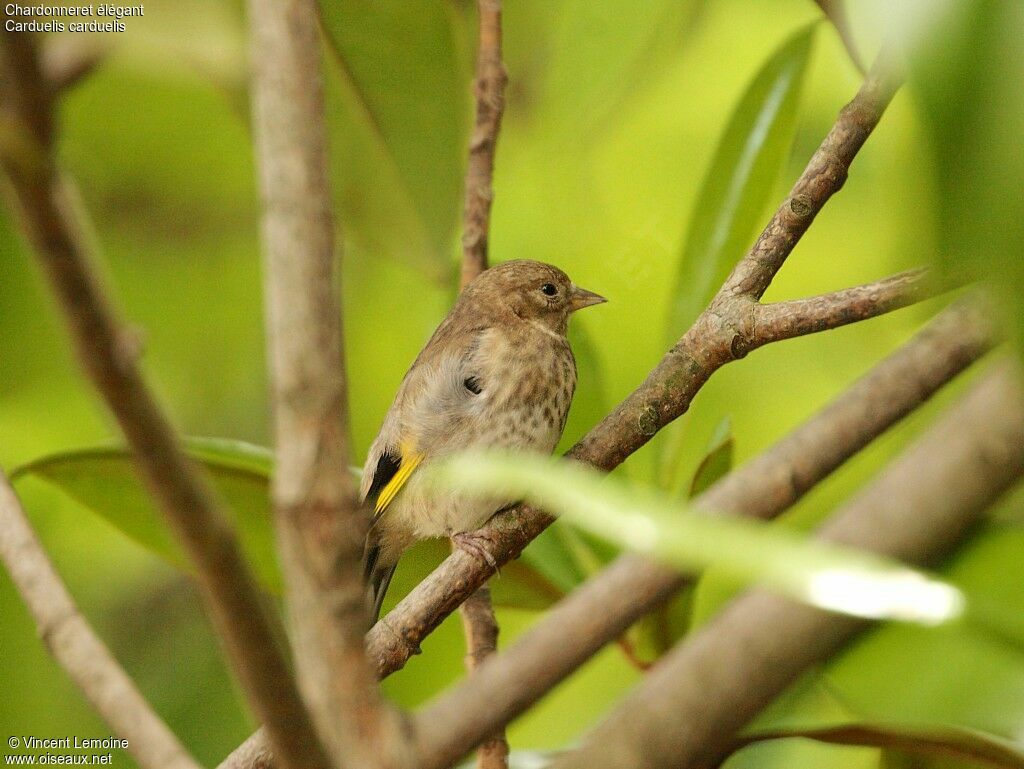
[[360, 260, 606, 617]]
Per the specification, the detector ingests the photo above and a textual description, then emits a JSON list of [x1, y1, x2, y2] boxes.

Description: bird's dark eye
[[540, 283, 558, 297]]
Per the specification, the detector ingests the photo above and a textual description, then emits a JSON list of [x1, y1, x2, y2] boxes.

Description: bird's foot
[[451, 530, 501, 574]]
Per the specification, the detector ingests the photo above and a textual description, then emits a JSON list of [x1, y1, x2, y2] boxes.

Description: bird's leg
[[451, 529, 501, 573]]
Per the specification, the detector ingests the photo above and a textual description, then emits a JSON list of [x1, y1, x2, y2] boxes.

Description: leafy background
[[2, 0, 1023, 767]]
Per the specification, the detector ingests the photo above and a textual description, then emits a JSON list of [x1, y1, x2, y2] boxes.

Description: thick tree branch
[[460, 0, 507, 288], [219, 52, 910, 769], [246, 1, 410, 767], [0, 472, 201, 769], [411, 299, 994, 769], [0, 28, 325, 769], [556, 365, 1024, 769]]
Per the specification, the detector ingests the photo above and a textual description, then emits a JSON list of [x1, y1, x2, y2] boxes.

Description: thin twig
[[0, 28, 327, 769], [457, 3, 510, 766], [748, 268, 932, 347], [460, 0, 507, 288], [246, 0, 410, 767], [555, 365, 1024, 769], [0, 472, 202, 769], [218, 52, 911, 769], [411, 299, 994, 769], [460, 586, 510, 769]]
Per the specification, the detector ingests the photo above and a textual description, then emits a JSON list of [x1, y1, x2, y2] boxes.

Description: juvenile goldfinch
[[361, 260, 606, 618]]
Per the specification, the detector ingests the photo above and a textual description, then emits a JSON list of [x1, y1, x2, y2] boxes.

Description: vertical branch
[[246, 1, 411, 767], [459, 586, 511, 769], [0, 27, 326, 769], [460, 0, 508, 288], [458, 2, 510, 766], [0, 472, 202, 769]]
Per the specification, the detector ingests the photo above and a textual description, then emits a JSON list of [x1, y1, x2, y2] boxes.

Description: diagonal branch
[[246, 0, 411, 767], [0, 26, 326, 769], [411, 299, 994, 769], [0, 471, 201, 769], [555, 364, 1024, 769]]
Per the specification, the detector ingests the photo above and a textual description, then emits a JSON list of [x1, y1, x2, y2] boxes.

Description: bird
[[360, 260, 607, 619]]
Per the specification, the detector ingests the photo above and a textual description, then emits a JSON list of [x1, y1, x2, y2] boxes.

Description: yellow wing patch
[[374, 440, 424, 515]]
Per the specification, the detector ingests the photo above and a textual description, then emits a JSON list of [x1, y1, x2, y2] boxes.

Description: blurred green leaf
[[318, 0, 467, 257], [734, 722, 1024, 769], [811, 1, 866, 73], [561, 321, 609, 450], [825, 525, 1024, 738], [896, 1, 1024, 355], [665, 23, 816, 342], [10, 439, 566, 612], [432, 451, 965, 625], [458, 751, 558, 769], [11, 438, 282, 593], [540, 0, 697, 137], [688, 416, 734, 498]]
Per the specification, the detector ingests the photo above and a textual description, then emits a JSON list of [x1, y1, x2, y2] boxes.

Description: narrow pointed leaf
[[317, 0, 467, 256], [733, 723, 1024, 769], [666, 23, 816, 342], [811, 1, 867, 73], [11, 438, 282, 592], [689, 416, 735, 499], [11, 440, 567, 611]]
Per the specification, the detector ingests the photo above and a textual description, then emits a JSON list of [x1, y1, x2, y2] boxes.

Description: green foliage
[[11, 438, 282, 592], [318, 0, 468, 262], [880, 1, 1024, 354], [11, 440, 560, 612], [688, 416, 735, 498], [665, 22, 816, 341]]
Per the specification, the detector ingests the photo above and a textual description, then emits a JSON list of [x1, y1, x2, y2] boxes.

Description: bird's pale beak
[[568, 285, 608, 312]]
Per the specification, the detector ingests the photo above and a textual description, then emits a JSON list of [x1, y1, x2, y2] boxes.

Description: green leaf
[[10, 439, 567, 613], [539, 0, 698, 138], [824, 525, 1024, 737], [665, 23, 816, 342], [11, 438, 280, 592], [735, 722, 1024, 769], [458, 752, 558, 769], [318, 0, 468, 259], [688, 416, 735, 499], [811, 1, 866, 73], [431, 451, 965, 625], [889, 1, 1024, 356]]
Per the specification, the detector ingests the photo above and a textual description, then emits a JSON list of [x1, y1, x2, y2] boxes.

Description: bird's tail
[[363, 541, 397, 623]]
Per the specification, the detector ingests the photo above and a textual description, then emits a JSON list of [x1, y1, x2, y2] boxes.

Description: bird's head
[[465, 260, 607, 333]]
